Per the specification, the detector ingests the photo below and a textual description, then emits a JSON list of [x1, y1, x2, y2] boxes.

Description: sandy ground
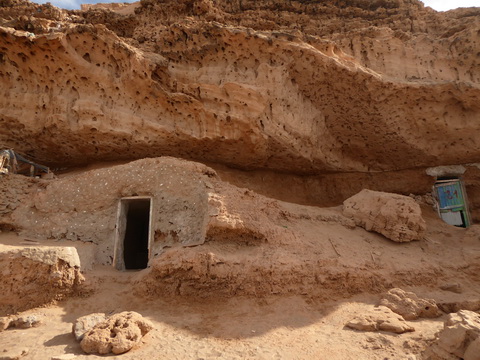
[[0, 263, 444, 360]]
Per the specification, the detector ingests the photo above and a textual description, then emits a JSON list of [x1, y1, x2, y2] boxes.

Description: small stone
[[50, 354, 76, 360], [0, 317, 11, 331], [346, 306, 415, 334], [0, 348, 29, 360], [438, 299, 480, 314], [380, 288, 442, 320], [10, 315, 41, 329], [440, 283, 463, 294], [72, 313, 106, 342]]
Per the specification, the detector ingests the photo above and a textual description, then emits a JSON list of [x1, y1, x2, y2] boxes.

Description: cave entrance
[[434, 177, 470, 228], [114, 197, 153, 270]]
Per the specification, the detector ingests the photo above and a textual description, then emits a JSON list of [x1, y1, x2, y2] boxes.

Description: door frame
[[433, 178, 471, 228], [113, 196, 153, 270]]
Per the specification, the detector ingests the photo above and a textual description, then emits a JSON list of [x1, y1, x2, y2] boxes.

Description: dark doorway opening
[[115, 198, 152, 270]]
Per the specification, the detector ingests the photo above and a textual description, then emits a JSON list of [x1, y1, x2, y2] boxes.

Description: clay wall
[[2, 158, 214, 265]]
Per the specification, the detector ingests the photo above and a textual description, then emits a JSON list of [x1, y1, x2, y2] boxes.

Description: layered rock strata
[[0, 0, 478, 175]]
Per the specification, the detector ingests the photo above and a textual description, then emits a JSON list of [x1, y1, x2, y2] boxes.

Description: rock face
[[1, 0, 480, 217], [380, 288, 442, 320], [345, 306, 415, 334], [0, 245, 84, 314], [72, 313, 106, 341], [0, 0, 479, 176], [80, 311, 154, 355], [423, 310, 480, 360], [343, 189, 426, 242]]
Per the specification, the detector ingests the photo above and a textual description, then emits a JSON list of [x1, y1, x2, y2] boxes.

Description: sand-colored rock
[[346, 306, 415, 334], [2, 1, 480, 220], [72, 313, 106, 341], [80, 311, 153, 355], [423, 310, 480, 360], [437, 299, 480, 314], [439, 283, 463, 294], [0, 348, 28, 360], [0, 0, 479, 177], [9, 315, 41, 329], [380, 288, 442, 320], [80, 2, 136, 12], [0, 316, 10, 331], [50, 355, 76, 360], [343, 189, 426, 242], [463, 336, 480, 360], [0, 245, 84, 314]]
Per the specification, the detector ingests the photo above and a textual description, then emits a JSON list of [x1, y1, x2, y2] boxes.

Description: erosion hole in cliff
[[114, 197, 152, 270]]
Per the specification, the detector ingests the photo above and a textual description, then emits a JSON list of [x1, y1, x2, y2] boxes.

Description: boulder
[[380, 288, 442, 320], [0, 246, 84, 314], [423, 310, 480, 360], [72, 313, 106, 342], [80, 312, 154, 355], [346, 306, 415, 334], [343, 189, 426, 242]]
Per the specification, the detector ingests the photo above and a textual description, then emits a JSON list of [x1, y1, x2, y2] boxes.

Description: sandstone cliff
[[1, 0, 479, 171], [0, 0, 479, 213]]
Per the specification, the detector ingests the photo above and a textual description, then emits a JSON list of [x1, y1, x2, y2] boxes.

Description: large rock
[[0, 245, 84, 314], [380, 288, 442, 320], [72, 313, 106, 342], [343, 189, 426, 242], [345, 306, 415, 334], [423, 310, 480, 360], [80, 312, 154, 355]]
